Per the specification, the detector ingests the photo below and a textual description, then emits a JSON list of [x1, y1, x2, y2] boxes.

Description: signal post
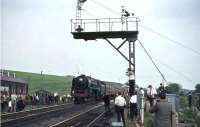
[[71, 0, 139, 96]]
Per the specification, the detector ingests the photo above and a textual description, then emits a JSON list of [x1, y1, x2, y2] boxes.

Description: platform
[[109, 107, 140, 127], [71, 31, 138, 40], [71, 17, 139, 40]]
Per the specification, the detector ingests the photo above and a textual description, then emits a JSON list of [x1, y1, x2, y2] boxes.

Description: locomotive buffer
[[71, 6, 139, 95]]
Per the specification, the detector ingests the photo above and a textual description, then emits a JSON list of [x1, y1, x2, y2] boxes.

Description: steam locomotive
[[71, 74, 121, 104]]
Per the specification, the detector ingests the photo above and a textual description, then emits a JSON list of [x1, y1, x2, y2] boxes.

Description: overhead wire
[[84, 5, 167, 84], [137, 39, 168, 84], [90, 0, 120, 16], [83, 9, 110, 32], [83, 0, 198, 84], [90, 0, 200, 56], [83, 9, 96, 18], [154, 58, 196, 84], [139, 25, 200, 56], [138, 40, 196, 84]]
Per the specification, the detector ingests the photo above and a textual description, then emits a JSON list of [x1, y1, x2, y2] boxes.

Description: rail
[[1, 103, 73, 121], [1, 103, 74, 127], [49, 104, 104, 127]]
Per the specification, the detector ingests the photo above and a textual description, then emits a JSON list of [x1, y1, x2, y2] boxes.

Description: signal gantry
[[71, 0, 139, 95]]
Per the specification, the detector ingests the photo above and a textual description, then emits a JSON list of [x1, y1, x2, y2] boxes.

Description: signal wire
[[137, 39, 167, 84], [139, 25, 200, 56], [89, 0, 200, 56], [138, 39, 196, 84], [84, 0, 197, 84], [86, 0, 167, 83], [83, 9, 96, 19], [90, 0, 120, 16], [153, 58, 196, 84]]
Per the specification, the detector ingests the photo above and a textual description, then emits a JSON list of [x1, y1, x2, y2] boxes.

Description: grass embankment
[[4, 70, 124, 95], [4, 70, 73, 95], [144, 112, 154, 127]]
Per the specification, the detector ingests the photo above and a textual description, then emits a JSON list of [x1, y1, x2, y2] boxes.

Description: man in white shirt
[[114, 92, 126, 126], [129, 92, 137, 120], [147, 85, 152, 97], [147, 85, 157, 106], [8, 99, 12, 112]]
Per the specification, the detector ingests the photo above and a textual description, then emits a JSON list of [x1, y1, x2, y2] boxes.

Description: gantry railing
[[71, 17, 139, 33]]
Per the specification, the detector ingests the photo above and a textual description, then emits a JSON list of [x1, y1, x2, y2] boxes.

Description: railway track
[[1, 103, 74, 127], [1, 102, 103, 127], [1, 103, 73, 122], [49, 104, 106, 127]]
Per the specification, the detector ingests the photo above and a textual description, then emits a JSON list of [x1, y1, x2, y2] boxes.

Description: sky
[[1, 0, 200, 89]]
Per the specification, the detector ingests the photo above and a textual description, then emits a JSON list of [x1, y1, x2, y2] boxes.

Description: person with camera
[[149, 92, 174, 127]]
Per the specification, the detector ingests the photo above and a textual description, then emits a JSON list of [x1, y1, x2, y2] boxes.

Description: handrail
[[71, 17, 139, 33]]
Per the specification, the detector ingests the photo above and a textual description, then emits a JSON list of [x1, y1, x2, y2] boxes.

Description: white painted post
[[7, 71, 10, 77], [13, 73, 16, 78], [140, 89, 144, 125]]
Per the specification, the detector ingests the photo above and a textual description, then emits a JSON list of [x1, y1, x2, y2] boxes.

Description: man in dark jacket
[[149, 93, 174, 127], [188, 92, 192, 108], [103, 94, 110, 113], [17, 97, 25, 111]]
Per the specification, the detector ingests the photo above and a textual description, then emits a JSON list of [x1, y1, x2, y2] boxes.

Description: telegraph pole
[[40, 70, 43, 90]]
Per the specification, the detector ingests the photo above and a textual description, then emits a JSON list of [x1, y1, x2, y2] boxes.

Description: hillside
[[2, 70, 124, 95], [3, 70, 73, 95]]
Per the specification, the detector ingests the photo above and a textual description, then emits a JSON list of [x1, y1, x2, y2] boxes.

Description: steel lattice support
[[75, 0, 87, 32], [128, 39, 136, 95], [104, 38, 137, 95]]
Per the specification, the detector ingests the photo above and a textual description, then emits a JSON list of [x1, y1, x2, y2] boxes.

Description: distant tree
[[179, 91, 185, 96], [195, 84, 200, 93], [179, 96, 187, 109], [165, 83, 181, 94]]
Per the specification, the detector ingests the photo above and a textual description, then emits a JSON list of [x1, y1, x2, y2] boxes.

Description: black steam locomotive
[[71, 74, 121, 104]]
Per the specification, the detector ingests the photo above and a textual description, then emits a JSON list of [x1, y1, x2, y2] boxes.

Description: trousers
[[115, 105, 126, 126]]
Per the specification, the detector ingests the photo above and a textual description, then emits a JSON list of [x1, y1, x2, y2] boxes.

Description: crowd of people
[[102, 84, 180, 127], [1, 94, 26, 112], [1, 92, 72, 113], [103, 87, 145, 126]]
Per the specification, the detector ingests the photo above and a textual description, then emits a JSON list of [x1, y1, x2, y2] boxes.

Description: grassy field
[[3, 70, 123, 95], [4, 70, 73, 95], [144, 112, 154, 127]]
